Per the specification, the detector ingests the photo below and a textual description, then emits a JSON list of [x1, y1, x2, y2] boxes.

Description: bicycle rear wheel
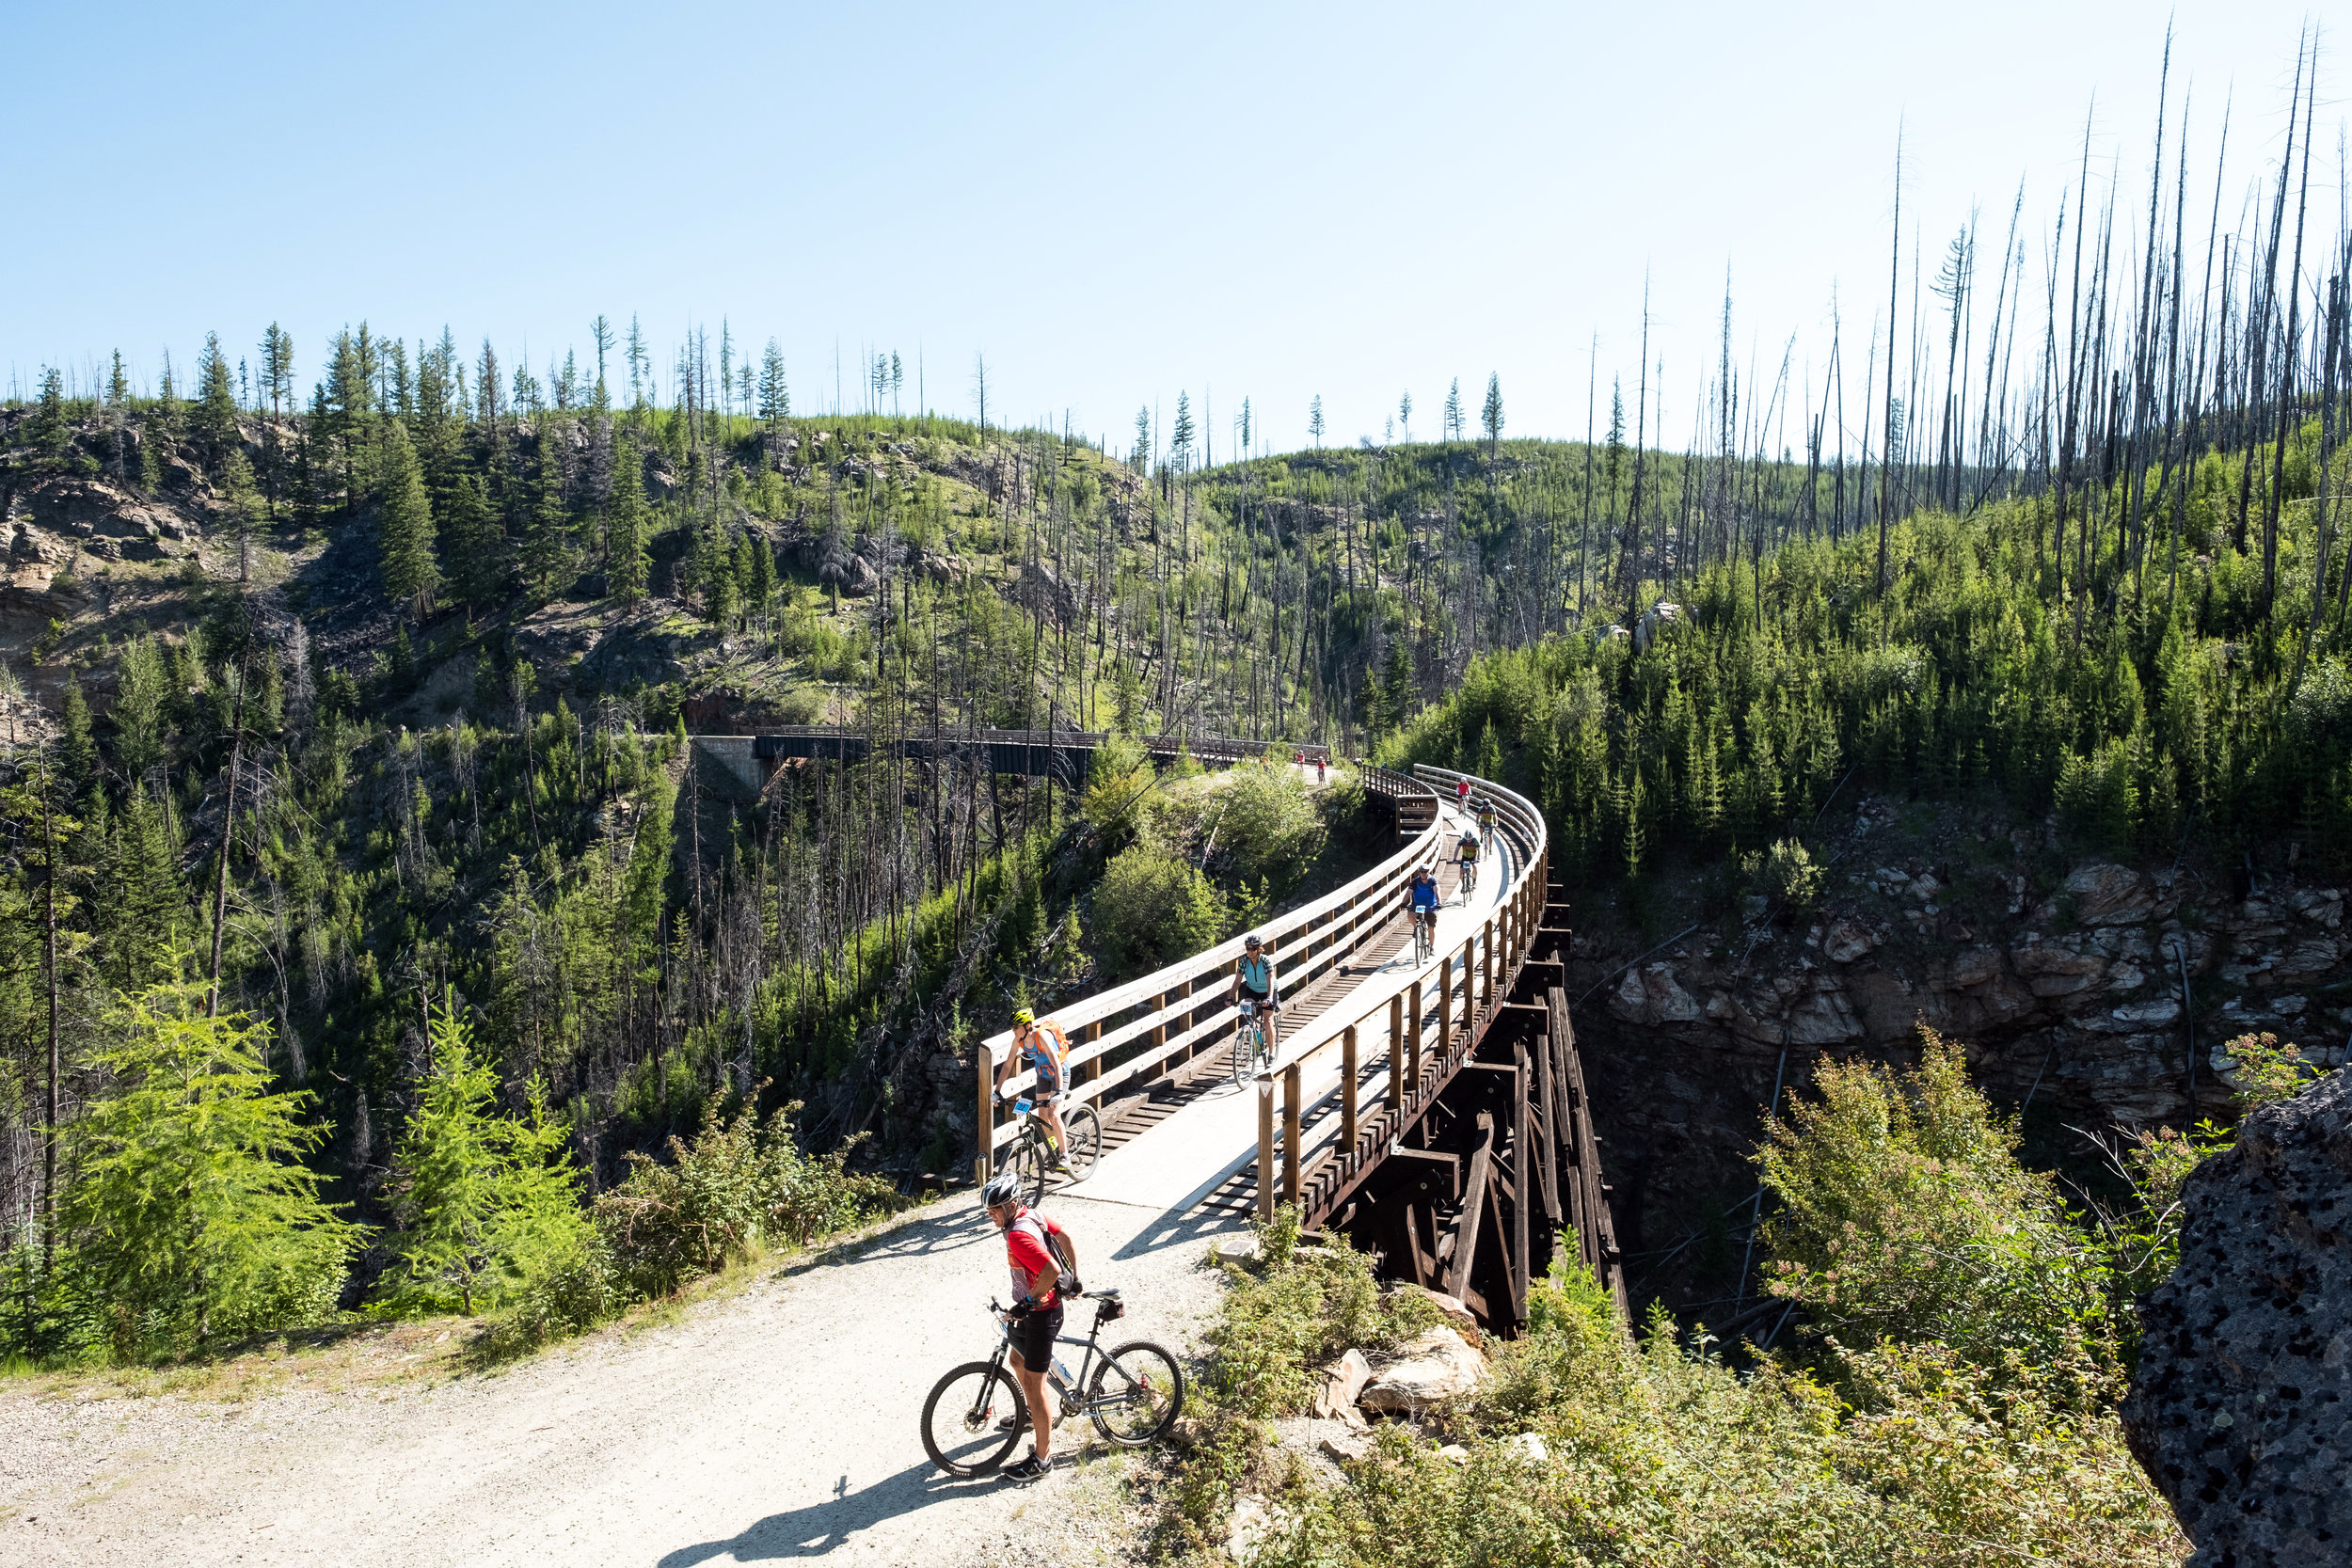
[[1062, 1104, 1102, 1183], [1088, 1340, 1185, 1446], [922, 1361, 1026, 1476]]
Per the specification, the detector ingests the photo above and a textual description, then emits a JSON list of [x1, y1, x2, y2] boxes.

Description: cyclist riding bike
[[1476, 798, 1497, 840], [1231, 933, 1281, 1053], [1404, 864, 1440, 955], [996, 1009, 1073, 1172], [1456, 828, 1481, 898], [981, 1170, 1083, 1480]]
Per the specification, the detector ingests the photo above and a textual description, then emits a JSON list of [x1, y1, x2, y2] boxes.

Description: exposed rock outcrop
[[1571, 794, 2352, 1250], [2122, 1066, 2352, 1567]]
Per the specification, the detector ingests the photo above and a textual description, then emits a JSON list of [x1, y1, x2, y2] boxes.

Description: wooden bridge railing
[[1248, 764, 1550, 1223], [975, 763, 1438, 1181]]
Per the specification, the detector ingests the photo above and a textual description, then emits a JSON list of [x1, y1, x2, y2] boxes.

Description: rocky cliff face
[[2122, 1066, 2352, 1567], [1565, 792, 2351, 1252]]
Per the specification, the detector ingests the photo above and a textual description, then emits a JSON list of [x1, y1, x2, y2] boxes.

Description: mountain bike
[[1230, 997, 1278, 1087], [920, 1290, 1185, 1477], [1410, 906, 1436, 965], [1457, 852, 1479, 900], [1005, 1095, 1101, 1207]]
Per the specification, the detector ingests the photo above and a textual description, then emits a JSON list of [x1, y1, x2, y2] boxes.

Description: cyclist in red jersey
[[982, 1170, 1080, 1480]]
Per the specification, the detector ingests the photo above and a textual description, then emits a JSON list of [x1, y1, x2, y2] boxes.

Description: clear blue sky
[[4, 2, 2335, 453]]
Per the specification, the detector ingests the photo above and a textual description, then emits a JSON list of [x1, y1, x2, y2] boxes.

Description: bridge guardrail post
[[1257, 1079, 1277, 1222], [1458, 936, 1475, 1046], [1282, 1063, 1303, 1209], [1436, 953, 1452, 1064], [1387, 994, 1403, 1110], [1407, 979, 1423, 1093], [1341, 1025, 1359, 1155], [1481, 917, 1495, 1014], [975, 1043, 995, 1186]]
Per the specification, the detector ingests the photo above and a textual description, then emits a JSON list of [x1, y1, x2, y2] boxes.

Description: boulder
[[1784, 990, 1864, 1046], [1610, 963, 1704, 1025], [1508, 1432, 1550, 1464], [1228, 1496, 1285, 1565], [1359, 1327, 1486, 1412], [1390, 1284, 1484, 1347], [1821, 919, 1877, 963], [2013, 942, 2107, 997], [1311, 1348, 1373, 1418], [2067, 863, 2156, 927], [2122, 1065, 2352, 1566], [1319, 1429, 1372, 1465], [1208, 1233, 1262, 1269]]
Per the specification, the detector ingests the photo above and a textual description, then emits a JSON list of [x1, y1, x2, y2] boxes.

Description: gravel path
[[1, 1190, 1244, 1567]]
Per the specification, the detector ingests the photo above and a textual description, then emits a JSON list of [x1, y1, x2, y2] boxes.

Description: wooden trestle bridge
[[977, 762, 1627, 1334], [693, 728, 1329, 797]]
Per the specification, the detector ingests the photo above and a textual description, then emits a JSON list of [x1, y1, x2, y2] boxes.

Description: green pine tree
[[100, 790, 186, 994], [376, 419, 438, 619], [57, 678, 99, 809], [524, 446, 571, 597], [702, 526, 738, 626], [387, 997, 585, 1313], [193, 331, 241, 476], [61, 989, 367, 1354], [437, 472, 504, 611], [221, 449, 262, 581], [605, 437, 650, 607]]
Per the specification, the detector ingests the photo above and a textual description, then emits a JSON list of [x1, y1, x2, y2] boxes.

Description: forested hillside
[[4, 28, 2349, 1376]]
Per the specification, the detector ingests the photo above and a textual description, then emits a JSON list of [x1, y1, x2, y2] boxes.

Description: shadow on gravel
[[1108, 1199, 1247, 1261], [653, 1458, 997, 1561]]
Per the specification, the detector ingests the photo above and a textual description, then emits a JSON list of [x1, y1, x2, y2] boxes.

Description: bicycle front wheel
[[1018, 1132, 1052, 1208], [1230, 1024, 1256, 1088], [922, 1360, 1026, 1476], [1088, 1340, 1185, 1446], [1062, 1104, 1102, 1183]]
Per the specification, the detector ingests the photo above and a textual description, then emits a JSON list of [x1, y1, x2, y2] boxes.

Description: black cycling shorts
[[1011, 1303, 1064, 1371]]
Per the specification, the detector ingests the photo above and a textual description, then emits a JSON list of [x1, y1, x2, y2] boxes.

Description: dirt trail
[[3, 1192, 1243, 1567]]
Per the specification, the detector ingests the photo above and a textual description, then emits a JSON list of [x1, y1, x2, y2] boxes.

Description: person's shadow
[[655, 1459, 995, 1562]]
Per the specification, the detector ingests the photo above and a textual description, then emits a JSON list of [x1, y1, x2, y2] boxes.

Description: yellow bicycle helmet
[[1012, 1007, 1035, 1027]]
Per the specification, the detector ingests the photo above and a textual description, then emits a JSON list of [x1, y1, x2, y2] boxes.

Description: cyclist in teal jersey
[[1230, 933, 1281, 1052]]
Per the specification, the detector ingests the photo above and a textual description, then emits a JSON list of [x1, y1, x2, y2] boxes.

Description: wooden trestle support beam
[[1302, 867, 1628, 1337]]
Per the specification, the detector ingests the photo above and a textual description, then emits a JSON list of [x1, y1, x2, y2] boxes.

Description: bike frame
[[980, 1302, 1109, 1414]]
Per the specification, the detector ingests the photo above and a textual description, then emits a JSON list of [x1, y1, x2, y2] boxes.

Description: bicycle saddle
[[1091, 1287, 1123, 1300]]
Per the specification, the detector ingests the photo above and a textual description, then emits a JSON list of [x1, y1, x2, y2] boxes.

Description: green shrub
[[1209, 760, 1327, 895], [1740, 836, 1823, 911], [1081, 734, 1158, 853], [2220, 1030, 2322, 1109], [1756, 1029, 2114, 1378], [1257, 1323, 2181, 1568], [1089, 842, 1222, 974], [1158, 1210, 1437, 1555], [594, 1098, 895, 1299], [1195, 1207, 2179, 1568]]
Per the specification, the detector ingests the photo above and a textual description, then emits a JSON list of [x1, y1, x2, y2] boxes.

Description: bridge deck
[[1071, 800, 1510, 1217]]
